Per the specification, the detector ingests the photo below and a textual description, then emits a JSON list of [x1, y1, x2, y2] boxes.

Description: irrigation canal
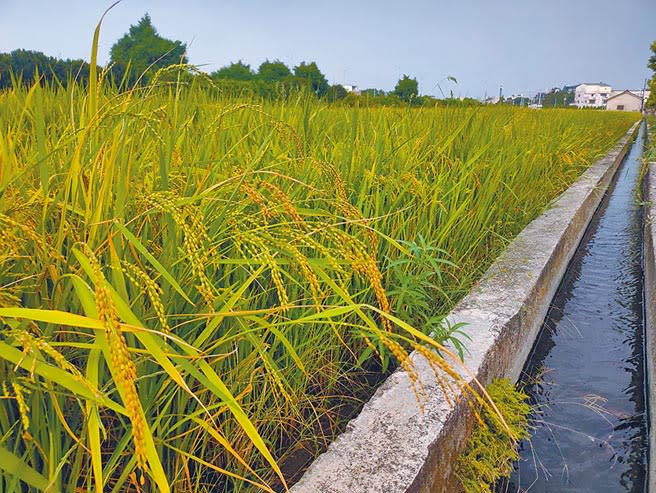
[[497, 122, 649, 492]]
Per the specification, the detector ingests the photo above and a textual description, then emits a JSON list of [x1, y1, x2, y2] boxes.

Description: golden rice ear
[[314, 158, 379, 249], [237, 227, 290, 309], [145, 192, 215, 306], [319, 226, 391, 327], [86, 247, 148, 474], [121, 260, 170, 334], [379, 336, 426, 409], [259, 180, 304, 223], [241, 181, 276, 220], [9, 328, 102, 398], [11, 382, 32, 442], [270, 237, 324, 307]]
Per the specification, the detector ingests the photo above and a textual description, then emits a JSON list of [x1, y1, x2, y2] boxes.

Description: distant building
[[341, 84, 360, 95], [573, 82, 612, 108], [606, 90, 651, 112], [508, 94, 530, 106]]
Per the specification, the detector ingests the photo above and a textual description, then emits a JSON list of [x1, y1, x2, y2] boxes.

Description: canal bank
[[290, 122, 641, 493], [644, 120, 656, 493], [499, 122, 648, 492]]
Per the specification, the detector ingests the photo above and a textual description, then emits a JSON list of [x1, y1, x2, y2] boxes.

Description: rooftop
[[607, 90, 649, 101]]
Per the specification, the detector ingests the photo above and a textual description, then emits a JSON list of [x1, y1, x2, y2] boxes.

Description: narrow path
[[499, 122, 648, 493]]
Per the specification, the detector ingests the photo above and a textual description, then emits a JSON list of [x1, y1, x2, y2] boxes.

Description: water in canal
[[498, 123, 648, 493]]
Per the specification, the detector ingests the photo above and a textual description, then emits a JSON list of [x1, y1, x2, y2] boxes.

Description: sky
[[0, 0, 654, 99]]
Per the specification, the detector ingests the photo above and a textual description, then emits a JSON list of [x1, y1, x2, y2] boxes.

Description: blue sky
[[1, 0, 654, 98]]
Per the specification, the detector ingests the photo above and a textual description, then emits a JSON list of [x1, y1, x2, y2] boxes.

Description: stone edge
[[644, 121, 655, 493]]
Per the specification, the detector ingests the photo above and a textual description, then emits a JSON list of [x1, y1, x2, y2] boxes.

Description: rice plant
[[0, 31, 640, 492]]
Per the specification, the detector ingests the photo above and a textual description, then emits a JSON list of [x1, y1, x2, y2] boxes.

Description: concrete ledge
[[291, 121, 641, 493], [643, 123, 655, 493]]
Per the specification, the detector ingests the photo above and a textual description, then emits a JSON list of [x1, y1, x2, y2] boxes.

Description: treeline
[[0, 14, 482, 108], [648, 40, 656, 109], [209, 59, 347, 101], [0, 49, 94, 88]]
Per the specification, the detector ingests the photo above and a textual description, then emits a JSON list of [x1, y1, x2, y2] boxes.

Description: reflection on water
[[498, 124, 648, 493]]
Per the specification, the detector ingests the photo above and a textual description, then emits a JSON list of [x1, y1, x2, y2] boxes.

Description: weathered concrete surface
[[290, 121, 640, 493], [643, 123, 655, 493]]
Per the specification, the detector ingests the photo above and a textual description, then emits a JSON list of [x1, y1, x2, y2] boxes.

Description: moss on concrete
[[454, 378, 531, 493]]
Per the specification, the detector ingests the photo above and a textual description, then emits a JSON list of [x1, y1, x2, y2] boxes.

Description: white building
[[573, 83, 612, 108], [606, 90, 651, 112], [341, 84, 360, 95]]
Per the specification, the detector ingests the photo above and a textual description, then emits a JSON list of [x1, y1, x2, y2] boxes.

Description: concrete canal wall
[[290, 121, 641, 493], [644, 122, 655, 493]]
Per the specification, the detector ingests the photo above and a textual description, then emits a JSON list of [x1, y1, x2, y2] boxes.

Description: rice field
[[0, 69, 640, 493]]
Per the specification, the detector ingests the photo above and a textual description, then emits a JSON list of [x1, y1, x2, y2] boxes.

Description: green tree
[[211, 60, 254, 81], [393, 74, 418, 101], [109, 14, 187, 84], [648, 82, 656, 109], [541, 88, 574, 108], [257, 60, 291, 83], [361, 88, 385, 96], [647, 40, 656, 109], [648, 40, 656, 72], [293, 61, 329, 96], [325, 84, 348, 102]]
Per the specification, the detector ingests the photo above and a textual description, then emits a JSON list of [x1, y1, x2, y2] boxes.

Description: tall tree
[[257, 60, 291, 83], [647, 40, 656, 109], [393, 75, 418, 101], [540, 88, 574, 107], [325, 84, 349, 102], [212, 60, 254, 81], [293, 61, 329, 96], [648, 40, 656, 73], [110, 14, 187, 83]]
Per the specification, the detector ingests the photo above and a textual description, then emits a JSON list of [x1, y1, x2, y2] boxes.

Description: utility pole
[[641, 77, 648, 113]]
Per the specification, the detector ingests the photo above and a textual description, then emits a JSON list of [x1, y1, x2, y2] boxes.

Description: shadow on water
[[497, 122, 648, 493]]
